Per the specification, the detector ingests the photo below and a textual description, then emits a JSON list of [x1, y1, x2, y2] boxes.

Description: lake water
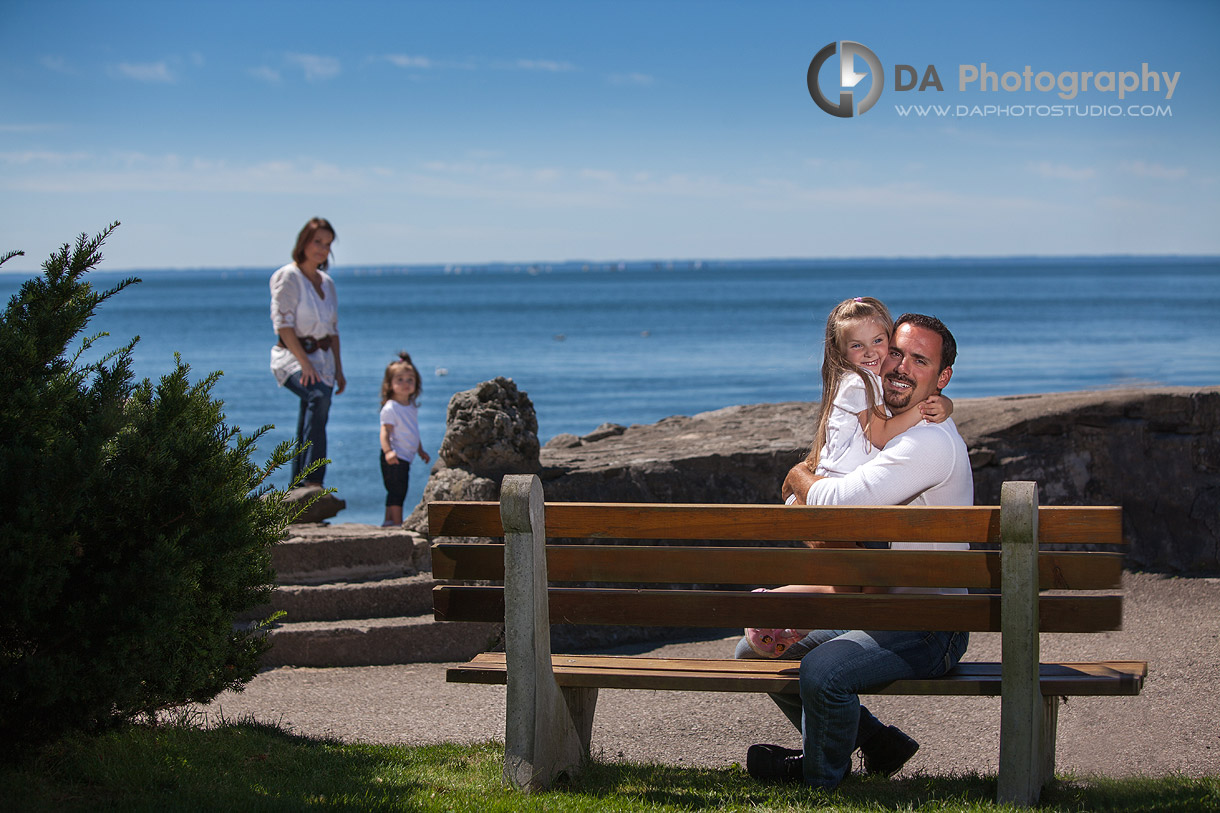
[[4, 256, 1217, 525]]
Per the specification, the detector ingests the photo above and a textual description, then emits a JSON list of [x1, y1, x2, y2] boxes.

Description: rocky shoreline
[[405, 381, 1218, 573]]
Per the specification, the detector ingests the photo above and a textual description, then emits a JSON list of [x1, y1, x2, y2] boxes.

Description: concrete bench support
[[501, 474, 595, 791], [1000, 480, 1050, 806]]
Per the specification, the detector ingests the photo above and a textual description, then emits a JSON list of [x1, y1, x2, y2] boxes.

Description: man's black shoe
[[860, 725, 919, 777], [746, 743, 803, 783]]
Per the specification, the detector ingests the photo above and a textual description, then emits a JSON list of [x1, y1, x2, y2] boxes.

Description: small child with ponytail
[[379, 351, 431, 527]]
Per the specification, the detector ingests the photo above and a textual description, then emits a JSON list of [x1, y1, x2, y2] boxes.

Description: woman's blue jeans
[[736, 627, 969, 789], [283, 372, 333, 485]]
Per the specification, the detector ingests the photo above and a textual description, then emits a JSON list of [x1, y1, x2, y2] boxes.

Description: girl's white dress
[[814, 369, 886, 477]]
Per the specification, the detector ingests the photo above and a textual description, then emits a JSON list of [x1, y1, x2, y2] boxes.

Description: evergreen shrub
[[0, 224, 295, 753]]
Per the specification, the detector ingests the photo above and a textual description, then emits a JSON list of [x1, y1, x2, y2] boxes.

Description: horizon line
[[2, 251, 1218, 276]]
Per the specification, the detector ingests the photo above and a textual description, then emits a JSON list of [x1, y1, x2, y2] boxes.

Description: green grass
[[2, 714, 1216, 812]]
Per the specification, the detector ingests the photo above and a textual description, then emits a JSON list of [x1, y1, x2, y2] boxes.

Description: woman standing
[[270, 217, 346, 487]]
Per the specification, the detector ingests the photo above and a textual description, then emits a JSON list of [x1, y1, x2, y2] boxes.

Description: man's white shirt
[[804, 416, 973, 594]]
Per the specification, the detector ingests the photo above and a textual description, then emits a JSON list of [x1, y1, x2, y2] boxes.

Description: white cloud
[[40, 56, 73, 74], [1, 145, 1070, 233], [1029, 161, 1096, 181], [385, 54, 433, 69], [0, 149, 89, 165], [249, 65, 281, 84], [0, 148, 1094, 249], [421, 160, 477, 174], [417, 159, 566, 187], [608, 72, 654, 86], [397, 164, 1082, 235], [1096, 195, 1147, 211], [801, 156, 867, 173], [0, 151, 370, 195], [512, 59, 577, 72], [285, 53, 341, 81], [0, 123, 61, 133], [1120, 160, 1187, 180], [114, 61, 176, 83], [579, 169, 617, 183], [408, 159, 753, 209]]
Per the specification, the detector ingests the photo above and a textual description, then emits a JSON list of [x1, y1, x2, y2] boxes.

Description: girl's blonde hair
[[380, 351, 421, 406], [805, 297, 894, 468]]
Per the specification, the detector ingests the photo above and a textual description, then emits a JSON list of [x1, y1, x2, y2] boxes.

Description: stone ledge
[[414, 386, 1219, 573]]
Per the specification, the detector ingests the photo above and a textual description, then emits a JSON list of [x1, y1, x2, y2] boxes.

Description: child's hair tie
[[853, 297, 864, 302]]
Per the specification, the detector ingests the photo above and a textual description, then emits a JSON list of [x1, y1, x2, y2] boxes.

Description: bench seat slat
[[446, 653, 1147, 697], [432, 543, 1124, 590], [432, 585, 1125, 633], [428, 502, 1123, 546]]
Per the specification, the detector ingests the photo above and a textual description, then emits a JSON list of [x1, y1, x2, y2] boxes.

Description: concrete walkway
[[201, 572, 1220, 778]]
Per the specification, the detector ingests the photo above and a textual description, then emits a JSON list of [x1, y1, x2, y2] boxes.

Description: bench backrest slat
[[433, 585, 1124, 633], [428, 501, 1123, 546], [432, 543, 1123, 590]]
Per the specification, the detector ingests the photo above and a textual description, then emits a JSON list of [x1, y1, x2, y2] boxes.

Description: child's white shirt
[[814, 369, 886, 477], [380, 400, 420, 461]]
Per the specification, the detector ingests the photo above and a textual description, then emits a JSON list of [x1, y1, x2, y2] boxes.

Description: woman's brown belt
[[278, 335, 333, 354]]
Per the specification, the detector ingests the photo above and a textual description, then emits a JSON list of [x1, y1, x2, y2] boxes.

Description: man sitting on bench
[[743, 313, 973, 790]]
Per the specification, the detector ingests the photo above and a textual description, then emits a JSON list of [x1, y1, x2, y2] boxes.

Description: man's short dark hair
[[894, 313, 957, 371]]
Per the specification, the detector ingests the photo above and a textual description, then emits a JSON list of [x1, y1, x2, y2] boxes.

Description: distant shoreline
[[3, 253, 1218, 278]]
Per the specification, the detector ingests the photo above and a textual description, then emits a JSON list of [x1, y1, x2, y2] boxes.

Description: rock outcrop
[[960, 388, 1218, 572], [414, 385, 1219, 573], [437, 376, 541, 476], [405, 377, 541, 536]]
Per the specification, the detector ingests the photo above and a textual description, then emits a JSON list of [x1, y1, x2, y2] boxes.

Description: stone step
[[259, 615, 502, 668], [244, 524, 455, 666], [266, 574, 436, 623], [274, 524, 430, 584]]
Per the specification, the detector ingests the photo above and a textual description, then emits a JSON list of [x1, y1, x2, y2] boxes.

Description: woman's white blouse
[[269, 263, 339, 386]]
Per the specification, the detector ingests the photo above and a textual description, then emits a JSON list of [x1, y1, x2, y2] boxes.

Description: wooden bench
[[428, 475, 1146, 806]]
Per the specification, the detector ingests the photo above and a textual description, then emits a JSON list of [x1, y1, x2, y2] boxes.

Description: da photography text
[[808, 41, 1181, 119]]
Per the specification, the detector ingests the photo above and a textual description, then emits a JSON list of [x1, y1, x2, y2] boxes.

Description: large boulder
[[439, 376, 540, 477], [405, 377, 540, 532]]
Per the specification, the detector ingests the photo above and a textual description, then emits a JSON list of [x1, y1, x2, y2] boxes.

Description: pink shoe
[[745, 626, 809, 658]]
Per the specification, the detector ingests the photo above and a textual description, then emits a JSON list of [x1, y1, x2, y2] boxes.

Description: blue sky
[[2, 0, 1218, 271]]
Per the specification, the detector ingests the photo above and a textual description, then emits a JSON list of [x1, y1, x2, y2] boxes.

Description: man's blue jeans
[[283, 372, 333, 485], [736, 627, 969, 789]]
